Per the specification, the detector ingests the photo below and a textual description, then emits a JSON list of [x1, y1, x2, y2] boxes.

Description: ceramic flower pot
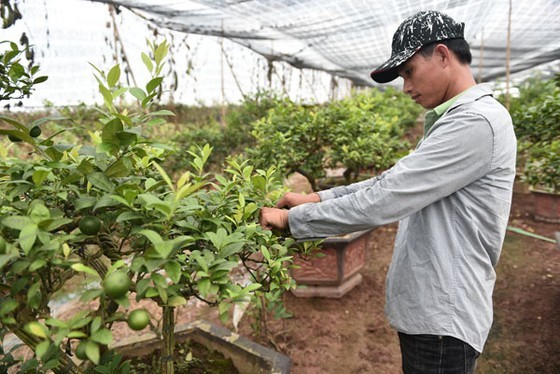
[[531, 189, 560, 223], [290, 229, 371, 298]]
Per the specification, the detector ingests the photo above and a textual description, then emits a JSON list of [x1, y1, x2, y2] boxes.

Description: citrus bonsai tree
[[321, 88, 420, 184], [246, 88, 422, 190], [247, 98, 329, 191], [0, 38, 310, 373]]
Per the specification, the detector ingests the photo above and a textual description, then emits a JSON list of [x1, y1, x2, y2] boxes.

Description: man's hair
[[419, 38, 472, 65]]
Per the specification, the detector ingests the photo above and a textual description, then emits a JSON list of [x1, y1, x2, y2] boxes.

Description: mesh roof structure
[[89, 0, 560, 86]]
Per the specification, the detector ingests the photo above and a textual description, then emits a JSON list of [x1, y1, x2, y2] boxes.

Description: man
[[259, 10, 517, 374]]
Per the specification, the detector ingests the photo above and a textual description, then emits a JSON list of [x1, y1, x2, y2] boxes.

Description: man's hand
[[276, 192, 321, 209], [259, 208, 289, 230]]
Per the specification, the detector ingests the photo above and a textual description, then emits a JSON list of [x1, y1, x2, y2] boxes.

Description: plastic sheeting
[[88, 0, 560, 86]]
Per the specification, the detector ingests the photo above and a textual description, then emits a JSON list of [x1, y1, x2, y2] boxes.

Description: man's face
[[397, 50, 447, 109]]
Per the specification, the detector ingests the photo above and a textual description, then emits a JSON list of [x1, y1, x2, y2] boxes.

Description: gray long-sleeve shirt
[[288, 84, 517, 352]]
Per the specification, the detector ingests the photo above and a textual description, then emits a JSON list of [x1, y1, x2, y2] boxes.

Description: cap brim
[[370, 67, 400, 83], [370, 48, 417, 83]]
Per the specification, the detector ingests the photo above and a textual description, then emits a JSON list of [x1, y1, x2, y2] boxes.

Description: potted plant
[[512, 73, 560, 222], [0, 39, 309, 373]]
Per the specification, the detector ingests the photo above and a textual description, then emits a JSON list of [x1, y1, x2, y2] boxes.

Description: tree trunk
[[161, 306, 175, 374]]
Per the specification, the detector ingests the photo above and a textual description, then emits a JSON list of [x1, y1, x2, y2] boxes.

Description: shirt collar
[[423, 88, 471, 136]]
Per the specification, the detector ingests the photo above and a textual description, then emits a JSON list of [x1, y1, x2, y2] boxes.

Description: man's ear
[[434, 44, 451, 67]]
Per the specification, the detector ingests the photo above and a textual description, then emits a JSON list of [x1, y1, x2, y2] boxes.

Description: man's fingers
[[276, 196, 288, 208]]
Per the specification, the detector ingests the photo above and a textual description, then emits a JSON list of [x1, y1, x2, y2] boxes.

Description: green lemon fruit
[[8, 134, 22, 142], [103, 270, 130, 299], [29, 126, 42, 138], [75, 341, 88, 360], [127, 309, 150, 331], [78, 216, 101, 235]]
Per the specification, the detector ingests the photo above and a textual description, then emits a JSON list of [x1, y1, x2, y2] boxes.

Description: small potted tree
[[246, 90, 421, 298]]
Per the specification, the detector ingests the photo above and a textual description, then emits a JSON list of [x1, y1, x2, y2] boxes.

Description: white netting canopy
[[2, 0, 560, 108], [90, 0, 560, 86]]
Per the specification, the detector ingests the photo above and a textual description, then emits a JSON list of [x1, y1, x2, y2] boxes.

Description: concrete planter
[[532, 189, 560, 223], [113, 320, 291, 374], [290, 229, 371, 298]]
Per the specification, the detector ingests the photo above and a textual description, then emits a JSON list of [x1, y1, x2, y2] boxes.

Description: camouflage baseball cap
[[370, 10, 465, 83]]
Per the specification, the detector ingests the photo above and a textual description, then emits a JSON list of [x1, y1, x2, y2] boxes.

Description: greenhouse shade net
[[86, 0, 560, 86]]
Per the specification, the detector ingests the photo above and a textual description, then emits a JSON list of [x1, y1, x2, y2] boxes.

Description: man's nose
[[402, 79, 412, 95]]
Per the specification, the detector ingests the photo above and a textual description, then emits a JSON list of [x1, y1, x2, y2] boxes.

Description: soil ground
[[6, 184, 559, 374]]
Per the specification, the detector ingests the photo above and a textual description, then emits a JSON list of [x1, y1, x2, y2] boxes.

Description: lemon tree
[[0, 38, 313, 374]]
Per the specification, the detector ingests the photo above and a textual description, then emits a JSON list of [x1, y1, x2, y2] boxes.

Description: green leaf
[[88, 172, 115, 192], [67, 331, 88, 339], [164, 261, 181, 283], [220, 242, 244, 258], [90, 328, 113, 345], [86, 341, 100, 364], [141, 52, 153, 73], [93, 195, 120, 210], [153, 162, 174, 192], [26, 321, 48, 339], [32, 169, 51, 186], [146, 77, 163, 94], [129, 87, 147, 101], [105, 159, 132, 178], [0, 299, 18, 315], [71, 263, 101, 279], [245, 283, 262, 292], [191, 251, 208, 273], [99, 84, 114, 110], [149, 109, 175, 117], [19, 223, 38, 255], [116, 211, 143, 223], [198, 278, 211, 297], [80, 289, 104, 302], [35, 340, 51, 360], [1, 215, 33, 230], [75, 196, 97, 210], [30, 202, 50, 223], [29, 259, 47, 272], [168, 295, 187, 307], [0, 253, 17, 270], [137, 229, 163, 245], [101, 118, 124, 148], [33, 76, 48, 84], [91, 316, 102, 333], [106, 65, 121, 87], [154, 41, 168, 65]]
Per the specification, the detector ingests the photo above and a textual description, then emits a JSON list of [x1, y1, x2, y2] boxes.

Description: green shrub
[[512, 73, 560, 192]]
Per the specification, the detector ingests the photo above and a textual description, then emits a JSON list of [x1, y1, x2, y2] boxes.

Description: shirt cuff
[[317, 189, 336, 201]]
